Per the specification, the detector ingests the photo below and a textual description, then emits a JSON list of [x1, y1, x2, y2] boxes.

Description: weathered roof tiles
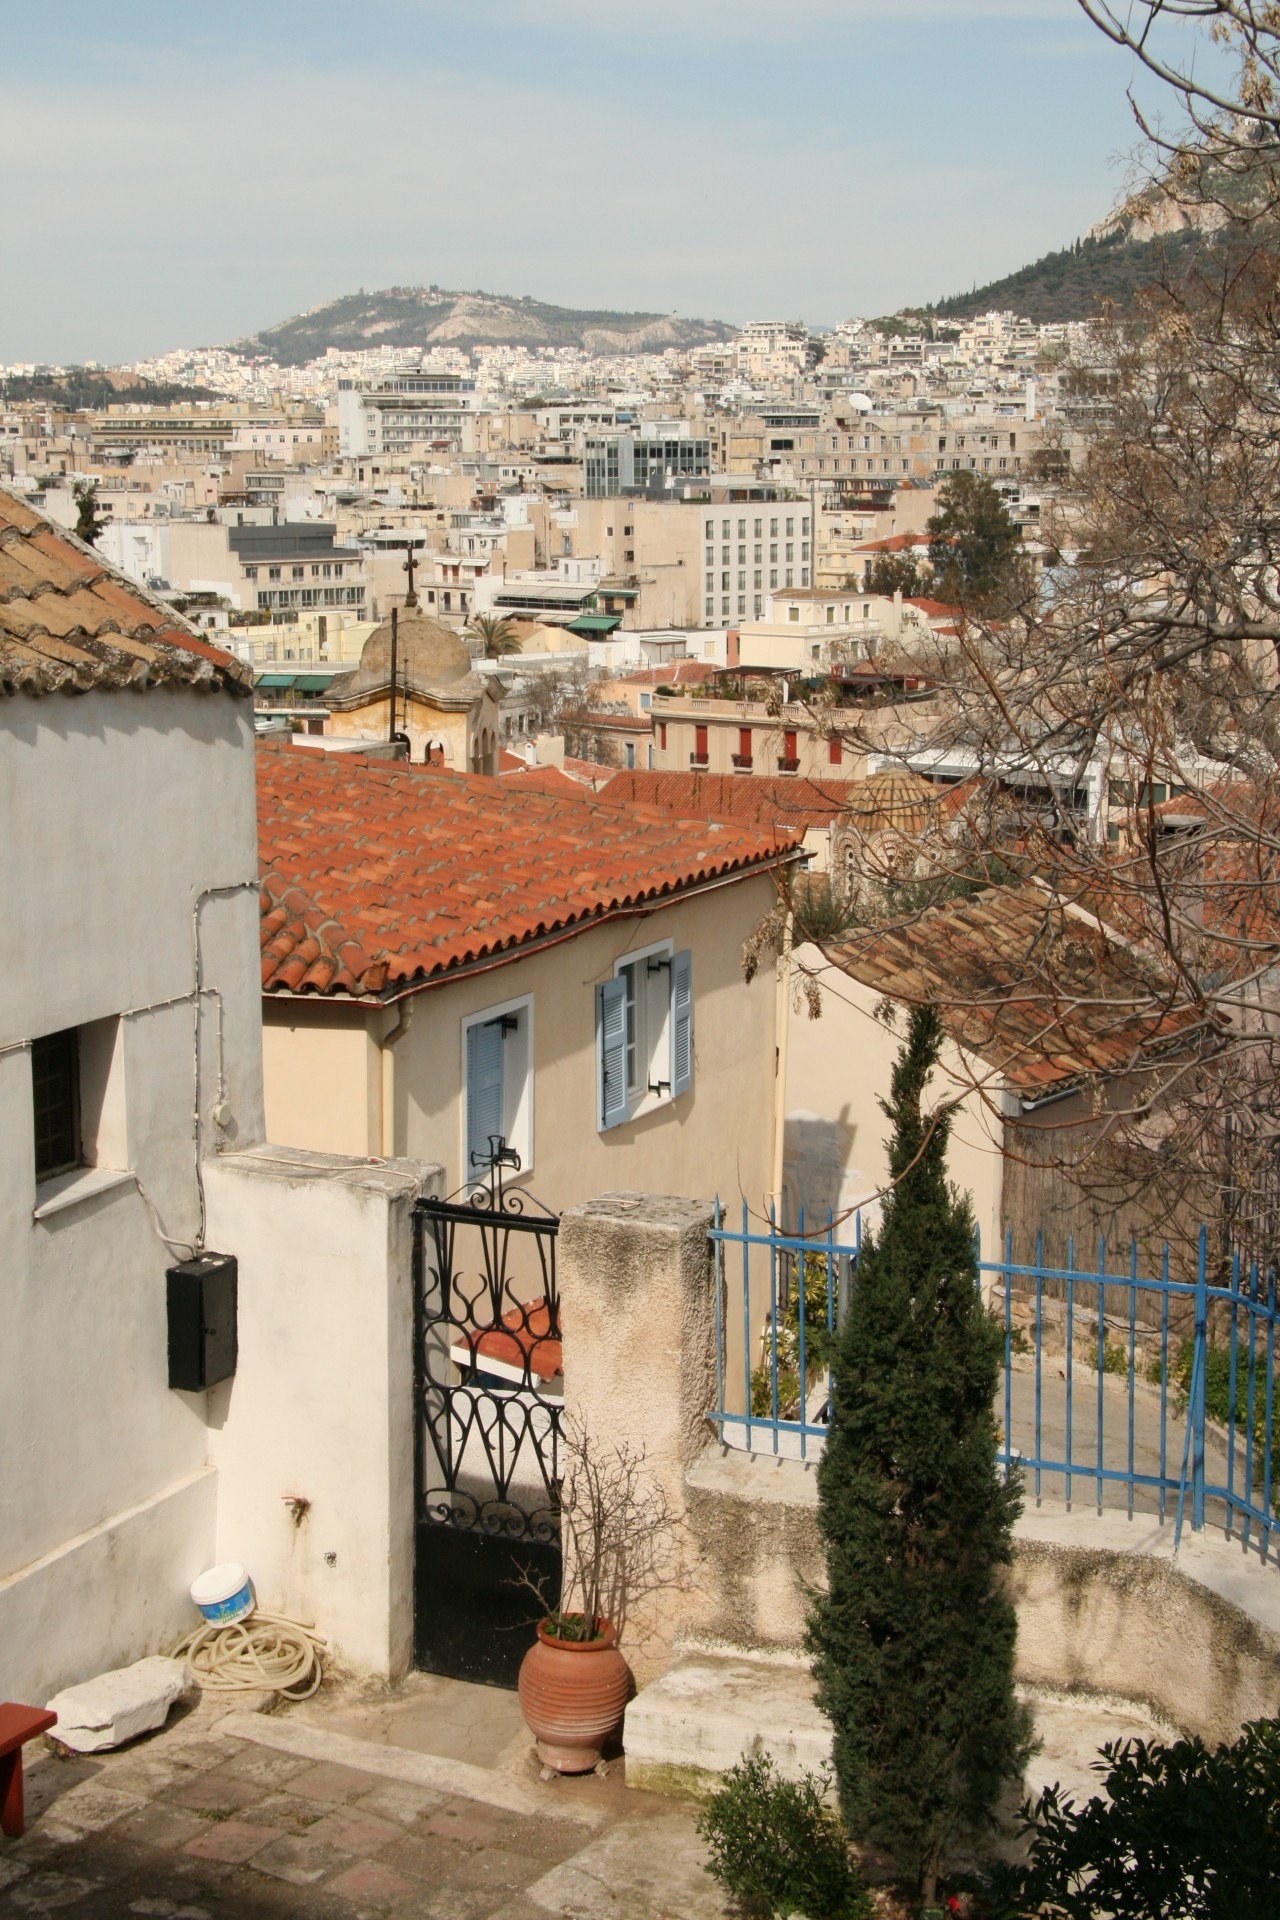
[[258, 744, 801, 997], [0, 488, 250, 698]]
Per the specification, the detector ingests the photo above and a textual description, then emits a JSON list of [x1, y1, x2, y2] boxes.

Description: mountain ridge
[[232, 283, 736, 364]]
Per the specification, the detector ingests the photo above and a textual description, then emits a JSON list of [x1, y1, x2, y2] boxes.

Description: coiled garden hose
[[173, 1610, 327, 1701]]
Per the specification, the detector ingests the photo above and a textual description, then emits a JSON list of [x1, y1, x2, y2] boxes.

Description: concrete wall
[[783, 946, 1004, 1258], [558, 1191, 1280, 1746], [0, 686, 264, 1703], [263, 872, 781, 1219], [204, 1146, 438, 1679]]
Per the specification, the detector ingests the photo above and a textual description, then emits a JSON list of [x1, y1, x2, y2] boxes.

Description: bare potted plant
[[516, 1417, 672, 1774]]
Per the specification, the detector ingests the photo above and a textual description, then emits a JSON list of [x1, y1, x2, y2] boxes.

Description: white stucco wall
[[0, 685, 264, 1703], [204, 1147, 436, 1679]]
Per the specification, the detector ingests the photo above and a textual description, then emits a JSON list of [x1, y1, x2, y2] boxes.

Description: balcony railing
[[776, 756, 800, 773], [731, 753, 754, 770], [690, 752, 709, 769]]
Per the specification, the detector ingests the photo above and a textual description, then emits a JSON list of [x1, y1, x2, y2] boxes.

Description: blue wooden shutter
[[596, 978, 629, 1131], [466, 1019, 505, 1167], [670, 950, 693, 1097]]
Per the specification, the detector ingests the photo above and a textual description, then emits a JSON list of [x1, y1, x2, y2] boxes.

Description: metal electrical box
[[166, 1252, 238, 1391]]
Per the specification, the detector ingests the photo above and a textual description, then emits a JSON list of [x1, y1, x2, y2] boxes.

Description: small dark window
[[33, 1028, 81, 1179]]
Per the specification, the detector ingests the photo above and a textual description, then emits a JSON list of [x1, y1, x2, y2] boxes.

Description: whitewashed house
[[0, 492, 429, 1703]]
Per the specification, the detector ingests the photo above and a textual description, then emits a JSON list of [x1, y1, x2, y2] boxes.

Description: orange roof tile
[[825, 881, 1216, 1094], [596, 770, 865, 835], [0, 489, 249, 698], [258, 744, 800, 997]]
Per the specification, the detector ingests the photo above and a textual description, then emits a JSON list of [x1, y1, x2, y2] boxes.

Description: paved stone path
[[0, 1679, 730, 1920]]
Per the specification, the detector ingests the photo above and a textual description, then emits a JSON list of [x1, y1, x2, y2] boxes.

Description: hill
[[232, 285, 736, 364], [926, 224, 1222, 325], [0, 370, 220, 408]]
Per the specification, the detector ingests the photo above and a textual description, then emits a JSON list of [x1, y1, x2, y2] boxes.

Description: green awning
[[566, 614, 622, 635], [256, 672, 296, 689], [293, 675, 331, 693]]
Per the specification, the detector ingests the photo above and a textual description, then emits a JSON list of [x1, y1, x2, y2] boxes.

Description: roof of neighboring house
[[852, 532, 932, 553], [610, 662, 718, 688], [824, 881, 1215, 1095], [257, 743, 800, 997], [0, 489, 250, 698], [596, 770, 866, 834], [903, 597, 962, 619]]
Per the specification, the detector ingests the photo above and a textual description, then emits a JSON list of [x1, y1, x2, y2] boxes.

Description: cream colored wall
[[261, 873, 781, 1219], [325, 694, 474, 769], [783, 943, 1004, 1255], [262, 1005, 375, 1158], [653, 702, 867, 781]]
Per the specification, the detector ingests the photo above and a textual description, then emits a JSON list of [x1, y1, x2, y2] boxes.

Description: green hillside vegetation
[[926, 224, 1219, 325], [1, 371, 220, 408], [235, 283, 735, 364]]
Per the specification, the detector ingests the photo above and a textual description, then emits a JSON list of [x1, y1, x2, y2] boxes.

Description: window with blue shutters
[[463, 997, 533, 1173], [596, 977, 628, 1131], [596, 944, 693, 1130]]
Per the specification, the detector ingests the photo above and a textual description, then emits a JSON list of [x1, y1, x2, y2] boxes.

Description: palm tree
[[466, 613, 522, 658]]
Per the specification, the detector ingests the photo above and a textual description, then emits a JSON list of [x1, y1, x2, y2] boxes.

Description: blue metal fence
[[709, 1202, 1279, 1562]]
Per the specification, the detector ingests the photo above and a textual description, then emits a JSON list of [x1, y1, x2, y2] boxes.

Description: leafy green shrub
[[1154, 1336, 1270, 1429], [987, 1718, 1280, 1919], [752, 1254, 836, 1419], [1088, 1336, 1129, 1377], [697, 1752, 870, 1920]]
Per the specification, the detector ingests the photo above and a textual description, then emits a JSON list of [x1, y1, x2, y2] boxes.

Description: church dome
[[358, 607, 472, 687]]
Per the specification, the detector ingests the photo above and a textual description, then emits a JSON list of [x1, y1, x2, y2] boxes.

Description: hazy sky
[[0, 0, 1201, 365]]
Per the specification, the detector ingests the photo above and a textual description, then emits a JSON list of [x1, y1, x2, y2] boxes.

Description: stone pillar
[[557, 1192, 717, 1685]]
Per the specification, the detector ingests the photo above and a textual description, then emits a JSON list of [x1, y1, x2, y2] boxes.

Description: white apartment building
[[700, 502, 812, 625], [337, 368, 478, 457]]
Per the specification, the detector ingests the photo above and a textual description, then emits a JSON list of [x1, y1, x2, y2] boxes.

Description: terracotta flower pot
[[517, 1618, 632, 1773]]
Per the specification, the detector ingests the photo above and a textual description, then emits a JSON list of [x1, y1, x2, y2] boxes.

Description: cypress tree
[[809, 1005, 1031, 1908]]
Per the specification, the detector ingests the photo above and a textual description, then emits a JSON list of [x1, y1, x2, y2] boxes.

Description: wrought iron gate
[[413, 1171, 563, 1686]]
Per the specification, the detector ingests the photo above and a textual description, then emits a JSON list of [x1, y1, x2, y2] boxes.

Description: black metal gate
[[412, 1170, 562, 1687]]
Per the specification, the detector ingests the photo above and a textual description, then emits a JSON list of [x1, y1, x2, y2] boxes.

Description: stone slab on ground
[[624, 1652, 831, 1796], [45, 1659, 190, 1754], [527, 1809, 731, 1920]]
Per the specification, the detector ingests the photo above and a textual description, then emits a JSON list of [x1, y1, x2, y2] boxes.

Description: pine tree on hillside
[[808, 1005, 1031, 1909]]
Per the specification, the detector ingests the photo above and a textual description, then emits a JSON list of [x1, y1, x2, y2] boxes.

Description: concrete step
[[624, 1652, 830, 1798]]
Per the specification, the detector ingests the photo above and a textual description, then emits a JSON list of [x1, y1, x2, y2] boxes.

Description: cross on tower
[[402, 545, 418, 609]]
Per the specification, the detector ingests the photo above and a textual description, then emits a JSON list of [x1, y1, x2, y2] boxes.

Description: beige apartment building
[[734, 587, 952, 673], [719, 408, 1040, 490], [540, 495, 813, 629], [649, 666, 937, 784]]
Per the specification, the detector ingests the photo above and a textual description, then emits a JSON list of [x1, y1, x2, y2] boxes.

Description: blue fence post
[[1192, 1224, 1208, 1533]]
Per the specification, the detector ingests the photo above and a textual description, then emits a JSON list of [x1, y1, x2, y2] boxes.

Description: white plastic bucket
[[190, 1562, 253, 1626]]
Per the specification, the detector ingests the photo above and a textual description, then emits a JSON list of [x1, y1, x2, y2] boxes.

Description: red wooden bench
[[0, 1705, 57, 1838]]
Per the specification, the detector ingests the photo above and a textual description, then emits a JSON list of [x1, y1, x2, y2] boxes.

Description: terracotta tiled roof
[[903, 596, 963, 619], [613, 662, 719, 687], [852, 533, 932, 553], [596, 770, 866, 834], [258, 744, 799, 997], [0, 489, 250, 698], [825, 881, 1215, 1094]]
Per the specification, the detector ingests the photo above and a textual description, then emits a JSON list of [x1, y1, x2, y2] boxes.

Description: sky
[[0, 0, 1214, 366]]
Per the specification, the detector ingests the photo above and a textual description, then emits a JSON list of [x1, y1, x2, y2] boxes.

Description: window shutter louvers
[[466, 1019, 505, 1167], [596, 978, 629, 1130], [670, 950, 693, 1097]]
